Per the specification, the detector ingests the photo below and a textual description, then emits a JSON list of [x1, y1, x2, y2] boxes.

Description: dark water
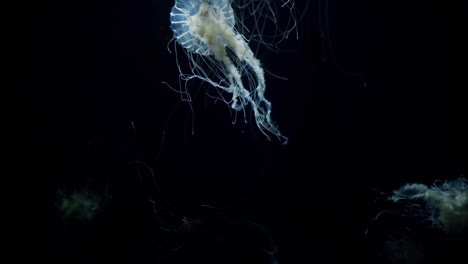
[[12, 0, 466, 263]]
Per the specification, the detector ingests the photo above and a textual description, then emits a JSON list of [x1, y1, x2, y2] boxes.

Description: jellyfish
[[56, 189, 102, 222], [169, 0, 297, 144], [389, 177, 468, 234]]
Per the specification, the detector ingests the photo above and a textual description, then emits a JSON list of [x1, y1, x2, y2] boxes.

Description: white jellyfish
[[168, 0, 298, 144], [389, 177, 468, 234]]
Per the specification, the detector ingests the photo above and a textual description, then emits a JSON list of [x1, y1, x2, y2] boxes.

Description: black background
[[11, 0, 466, 263]]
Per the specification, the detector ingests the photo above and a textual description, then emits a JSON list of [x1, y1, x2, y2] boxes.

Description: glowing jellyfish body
[[170, 0, 288, 144]]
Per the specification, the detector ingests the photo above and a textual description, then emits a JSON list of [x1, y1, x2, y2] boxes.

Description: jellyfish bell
[[170, 0, 235, 56], [169, 0, 297, 144]]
